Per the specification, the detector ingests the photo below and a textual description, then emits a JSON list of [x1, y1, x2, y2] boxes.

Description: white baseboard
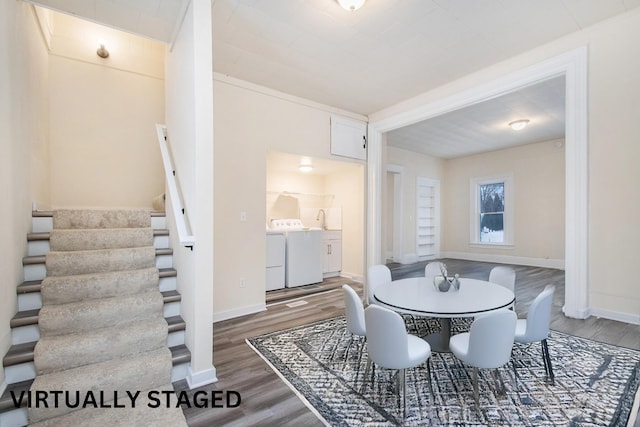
[[441, 251, 565, 270], [213, 303, 266, 323], [589, 308, 640, 326], [186, 366, 218, 390]]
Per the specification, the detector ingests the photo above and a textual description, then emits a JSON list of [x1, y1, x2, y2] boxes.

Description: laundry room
[[265, 151, 365, 291]]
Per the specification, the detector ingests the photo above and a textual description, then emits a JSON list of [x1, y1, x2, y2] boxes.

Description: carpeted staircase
[[1, 210, 188, 426]]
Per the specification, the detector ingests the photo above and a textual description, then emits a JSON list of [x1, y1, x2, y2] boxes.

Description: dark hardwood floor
[[174, 259, 640, 426]]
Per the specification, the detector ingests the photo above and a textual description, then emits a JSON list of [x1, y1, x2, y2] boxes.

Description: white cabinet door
[[323, 239, 342, 273], [322, 231, 342, 276], [330, 115, 367, 160]]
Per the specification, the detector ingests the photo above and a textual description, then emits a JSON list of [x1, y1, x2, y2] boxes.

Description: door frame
[[385, 164, 404, 262]]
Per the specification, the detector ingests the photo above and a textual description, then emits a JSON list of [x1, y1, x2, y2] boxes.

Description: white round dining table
[[373, 277, 515, 352]]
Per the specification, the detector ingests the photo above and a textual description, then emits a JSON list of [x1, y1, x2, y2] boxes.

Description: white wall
[[164, 0, 216, 388], [48, 13, 165, 209], [371, 9, 640, 323], [325, 166, 365, 278], [586, 11, 640, 322], [213, 75, 366, 319], [266, 170, 327, 222], [442, 139, 565, 265], [0, 1, 49, 391]]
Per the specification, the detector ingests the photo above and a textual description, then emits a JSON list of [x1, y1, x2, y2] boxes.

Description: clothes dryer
[[269, 219, 323, 287]]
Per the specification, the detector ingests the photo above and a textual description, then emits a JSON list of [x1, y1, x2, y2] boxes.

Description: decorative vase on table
[[433, 273, 460, 292], [433, 275, 451, 292]]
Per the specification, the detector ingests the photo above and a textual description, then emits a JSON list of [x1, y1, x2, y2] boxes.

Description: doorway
[[367, 47, 588, 319], [266, 151, 367, 289]]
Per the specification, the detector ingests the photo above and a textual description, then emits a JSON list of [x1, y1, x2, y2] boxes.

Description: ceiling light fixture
[[337, 0, 366, 11], [96, 39, 109, 59], [508, 119, 530, 131], [299, 164, 313, 173]]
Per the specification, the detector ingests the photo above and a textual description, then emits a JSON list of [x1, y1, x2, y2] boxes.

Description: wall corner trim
[[186, 366, 218, 390]]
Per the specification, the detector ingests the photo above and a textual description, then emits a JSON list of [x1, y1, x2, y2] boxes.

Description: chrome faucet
[[316, 209, 327, 230]]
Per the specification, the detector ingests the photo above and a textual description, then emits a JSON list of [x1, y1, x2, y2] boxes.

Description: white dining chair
[[449, 310, 517, 406], [342, 284, 371, 383], [364, 304, 433, 418], [343, 284, 366, 336], [489, 266, 516, 309], [367, 264, 391, 305], [424, 261, 446, 284], [514, 284, 556, 385]]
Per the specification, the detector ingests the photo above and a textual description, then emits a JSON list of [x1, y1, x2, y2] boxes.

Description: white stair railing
[[155, 124, 195, 248]]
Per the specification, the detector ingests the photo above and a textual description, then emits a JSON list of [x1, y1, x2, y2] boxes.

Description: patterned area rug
[[247, 316, 640, 426]]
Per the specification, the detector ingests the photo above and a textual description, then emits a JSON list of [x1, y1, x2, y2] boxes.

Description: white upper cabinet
[[330, 115, 367, 160]]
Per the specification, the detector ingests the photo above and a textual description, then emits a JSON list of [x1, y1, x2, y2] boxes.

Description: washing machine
[[269, 219, 323, 288]]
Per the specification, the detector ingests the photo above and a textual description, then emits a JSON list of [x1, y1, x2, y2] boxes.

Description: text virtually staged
[[10, 389, 242, 409]]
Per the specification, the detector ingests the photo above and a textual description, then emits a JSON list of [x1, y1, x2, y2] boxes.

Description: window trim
[[469, 174, 514, 247]]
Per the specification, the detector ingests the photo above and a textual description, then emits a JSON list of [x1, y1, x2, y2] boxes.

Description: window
[[470, 175, 513, 246], [479, 182, 504, 242]]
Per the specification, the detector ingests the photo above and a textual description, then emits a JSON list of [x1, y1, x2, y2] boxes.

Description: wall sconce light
[[337, 0, 366, 11], [299, 164, 313, 173], [96, 40, 109, 59], [508, 119, 530, 131]]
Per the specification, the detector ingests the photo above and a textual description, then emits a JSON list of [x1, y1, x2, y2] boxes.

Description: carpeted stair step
[[40, 267, 159, 305], [16, 268, 178, 302], [9, 309, 184, 339], [28, 384, 188, 427], [23, 254, 174, 283], [3, 338, 190, 372], [52, 209, 151, 229], [31, 211, 167, 234], [28, 347, 172, 423], [0, 346, 191, 413], [10, 293, 183, 345], [39, 292, 164, 337], [34, 316, 168, 375], [28, 229, 170, 256], [45, 246, 156, 277], [49, 227, 154, 251]]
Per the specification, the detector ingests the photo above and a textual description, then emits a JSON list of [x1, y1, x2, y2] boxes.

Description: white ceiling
[[24, 0, 191, 43], [211, 0, 639, 115], [387, 76, 566, 158], [26, 0, 640, 158]]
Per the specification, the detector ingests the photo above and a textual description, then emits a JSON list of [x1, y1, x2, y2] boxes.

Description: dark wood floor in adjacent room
[[173, 259, 640, 427]]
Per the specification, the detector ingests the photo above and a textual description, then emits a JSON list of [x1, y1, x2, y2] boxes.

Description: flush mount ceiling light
[[299, 164, 313, 173], [508, 119, 530, 131], [337, 0, 366, 11]]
